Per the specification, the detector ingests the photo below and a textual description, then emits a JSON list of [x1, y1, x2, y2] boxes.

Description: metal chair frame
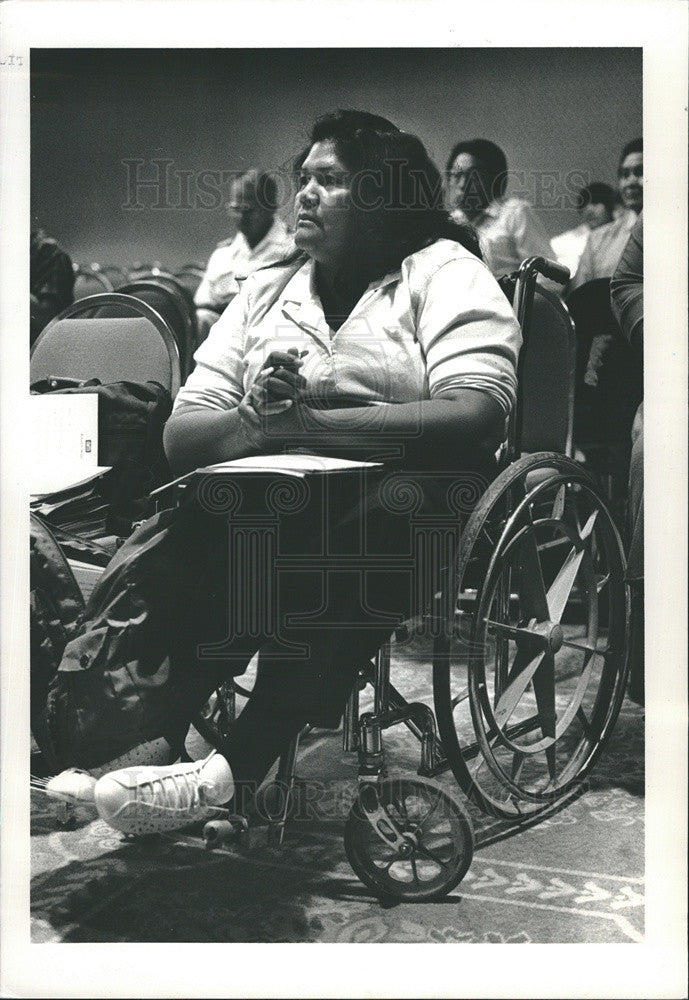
[[72, 266, 115, 298], [32, 292, 182, 398], [115, 277, 198, 380]]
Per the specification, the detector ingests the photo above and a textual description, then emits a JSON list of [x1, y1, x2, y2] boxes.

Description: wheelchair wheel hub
[[535, 619, 564, 653], [517, 617, 565, 654], [396, 832, 417, 857]]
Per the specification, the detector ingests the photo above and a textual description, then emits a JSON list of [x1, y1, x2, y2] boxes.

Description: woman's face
[[294, 140, 356, 272]]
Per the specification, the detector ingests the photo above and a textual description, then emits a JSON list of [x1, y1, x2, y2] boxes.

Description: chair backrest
[[115, 278, 197, 379], [173, 266, 205, 298], [98, 264, 129, 288], [30, 293, 181, 397], [516, 285, 576, 456], [73, 268, 114, 300]]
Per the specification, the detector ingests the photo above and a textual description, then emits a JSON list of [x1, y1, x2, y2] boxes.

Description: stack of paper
[[31, 469, 112, 540], [152, 454, 382, 496]]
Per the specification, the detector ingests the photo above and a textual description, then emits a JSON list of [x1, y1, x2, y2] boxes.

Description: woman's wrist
[[237, 408, 263, 452]]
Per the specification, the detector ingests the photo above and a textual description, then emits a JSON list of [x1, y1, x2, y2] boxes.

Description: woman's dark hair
[[297, 109, 482, 278], [445, 138, 509, 203], [578, 182, 617, 215], [618, 137, 642, 172]]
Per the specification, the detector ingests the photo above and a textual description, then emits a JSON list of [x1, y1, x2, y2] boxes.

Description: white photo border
[[1, 1, 687, 997]]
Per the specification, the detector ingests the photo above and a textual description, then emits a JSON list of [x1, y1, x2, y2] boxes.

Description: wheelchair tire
[[344, 777, 474, 902], [433, 452, 629, 820]]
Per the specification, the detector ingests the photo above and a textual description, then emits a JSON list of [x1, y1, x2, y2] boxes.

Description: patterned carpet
[[31, 637, 644, 944]]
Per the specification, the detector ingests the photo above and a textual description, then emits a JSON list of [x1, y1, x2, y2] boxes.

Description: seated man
[[30, 228, 75, 346], [571, 138, 642, 291], [568, 140, 644, 489], [551, 182, 616, 280], [194, 170, 294, 343], [610, 213, 644, 704], [445, 138, 556, 283]]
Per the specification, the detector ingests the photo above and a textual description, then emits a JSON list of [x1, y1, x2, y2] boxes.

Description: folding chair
[[30, 292, 181, 397]]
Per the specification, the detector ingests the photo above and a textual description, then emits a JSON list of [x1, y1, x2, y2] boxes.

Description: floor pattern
[[31, 637, 644, 943]]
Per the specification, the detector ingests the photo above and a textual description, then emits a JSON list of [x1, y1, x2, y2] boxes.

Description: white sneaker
[[93, 751, 234, 835]]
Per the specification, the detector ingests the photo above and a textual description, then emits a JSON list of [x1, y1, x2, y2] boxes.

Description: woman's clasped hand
[[238, 349, 308, 445]]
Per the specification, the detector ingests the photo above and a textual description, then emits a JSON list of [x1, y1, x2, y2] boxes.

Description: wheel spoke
[[576, 705, 593, 738], [494, 567, 512, 703], [562, 639, 609, 656], [547, 510, 598, 622], [415, 794, 442, 836], [537, 536, 570, 554], [409, 855, 420, 884], [517, 520, 550, 622], [451, 688, 469, 710], [596, 573, 610, 594], [486, 618, 544, 643], [545, 743, 558, 780], [485, 713, 543, 745], [493, 647, 546, 729], [415, 843, 451, 871], [390, 788, 410, 823], [551, 483, 566, 520], [481, 525, 496, 549], [511, 751, 525, 782], [470, 752, 489, 778], [531, 652, 557, 740]]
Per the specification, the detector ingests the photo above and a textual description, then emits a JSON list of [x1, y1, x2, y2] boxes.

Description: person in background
[[446, 138, 555, 280], [570, 138, 643, 290], [194, 169, 294, 343], [551, 182, 617, 280], [610, 213, 644, 705], [30, 228, 75, 346]]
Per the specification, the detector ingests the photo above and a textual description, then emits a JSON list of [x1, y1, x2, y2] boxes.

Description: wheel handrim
[[434, 455, 629, 819]]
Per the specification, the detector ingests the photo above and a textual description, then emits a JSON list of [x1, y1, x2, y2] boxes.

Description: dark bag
[[43, 504, 233, 770], [30, 377, 173, 533], [30, 513, 87, 772]]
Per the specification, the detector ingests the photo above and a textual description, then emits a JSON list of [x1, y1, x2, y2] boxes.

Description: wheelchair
[[192, 256, 631, 903]]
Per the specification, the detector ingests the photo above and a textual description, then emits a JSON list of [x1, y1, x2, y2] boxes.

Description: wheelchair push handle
[[518, 256, 570, 286]]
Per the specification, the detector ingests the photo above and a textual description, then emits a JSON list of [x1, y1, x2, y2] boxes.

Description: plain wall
[[31, 47, 642, 272]]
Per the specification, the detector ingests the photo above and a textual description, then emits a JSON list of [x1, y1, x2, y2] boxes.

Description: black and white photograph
[[1, 1, 687, 996]]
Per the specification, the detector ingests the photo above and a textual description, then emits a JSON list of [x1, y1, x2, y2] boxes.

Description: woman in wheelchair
[[40, 109, 522, 838]]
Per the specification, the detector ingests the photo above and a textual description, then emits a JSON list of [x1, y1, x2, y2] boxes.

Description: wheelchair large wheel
[[344, 778, 474, 902], [433, 452, 629, 820]]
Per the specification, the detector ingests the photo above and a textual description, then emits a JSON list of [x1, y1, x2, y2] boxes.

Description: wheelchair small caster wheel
[[344, 778, 474, 902], [203, 816, 248, 849]]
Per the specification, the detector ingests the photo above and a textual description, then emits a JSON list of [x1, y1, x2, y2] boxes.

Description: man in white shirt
[[551, 182, 616, 279], [194, 170, 294, 342], [570, 139, 642, 291], [445, 138, 556, 282]]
